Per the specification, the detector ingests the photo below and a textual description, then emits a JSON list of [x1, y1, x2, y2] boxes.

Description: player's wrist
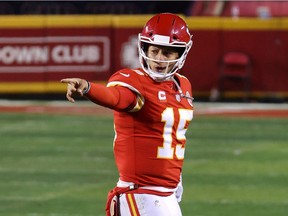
[[82, 80, 90, 94]]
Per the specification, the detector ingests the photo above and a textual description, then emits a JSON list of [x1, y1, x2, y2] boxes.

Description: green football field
[[0, 107, 288, 216]]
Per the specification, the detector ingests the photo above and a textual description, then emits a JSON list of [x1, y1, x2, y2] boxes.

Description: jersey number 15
[[157, 107, 193, 160]]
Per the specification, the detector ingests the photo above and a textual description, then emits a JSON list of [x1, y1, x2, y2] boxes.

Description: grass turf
[[0, 112, 288, 216]]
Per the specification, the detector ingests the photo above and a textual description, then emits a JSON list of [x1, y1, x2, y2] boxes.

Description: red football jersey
[[107, 68, 194, 189]]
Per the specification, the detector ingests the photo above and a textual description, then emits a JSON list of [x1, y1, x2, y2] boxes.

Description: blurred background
[[0, 0, 287, 103], [1, 1, 288, 216]]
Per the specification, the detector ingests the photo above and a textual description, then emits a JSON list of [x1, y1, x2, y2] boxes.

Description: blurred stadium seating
[[188, 1, 288, 17], [0, 2, 15, 14], [0, 1, 192, 15], [1, 1, 288, 17], [20, 2, 79, 14]]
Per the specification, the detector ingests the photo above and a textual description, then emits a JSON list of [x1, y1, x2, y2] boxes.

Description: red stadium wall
[[186, 18, 288, 100], [0, 15, 287, 100]]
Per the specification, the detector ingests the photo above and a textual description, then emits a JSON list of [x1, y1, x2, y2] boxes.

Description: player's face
[[147, 45, 179, 74]]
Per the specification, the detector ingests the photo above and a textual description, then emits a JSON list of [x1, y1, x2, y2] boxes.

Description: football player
[[61, 13, 194, 216]]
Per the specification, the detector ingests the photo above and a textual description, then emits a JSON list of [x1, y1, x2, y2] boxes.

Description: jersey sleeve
[[85, 83, 137, 112], [107, 69, 145, 112]]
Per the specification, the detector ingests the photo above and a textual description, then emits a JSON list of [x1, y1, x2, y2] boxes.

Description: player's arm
[[61, 78, 137, 111], [85, 82, 137, 111]]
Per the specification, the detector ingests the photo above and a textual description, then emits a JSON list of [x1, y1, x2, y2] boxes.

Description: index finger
[[61, 78, 79, 85]]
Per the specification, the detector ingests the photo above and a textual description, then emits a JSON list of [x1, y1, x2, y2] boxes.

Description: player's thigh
[[119, 193, 182, 216]]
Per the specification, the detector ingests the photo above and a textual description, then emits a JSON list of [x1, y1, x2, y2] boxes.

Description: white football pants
[[119, 193, 182, 216]]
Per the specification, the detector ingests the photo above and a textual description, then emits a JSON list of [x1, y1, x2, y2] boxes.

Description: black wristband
[[82, 80, 90, 94]]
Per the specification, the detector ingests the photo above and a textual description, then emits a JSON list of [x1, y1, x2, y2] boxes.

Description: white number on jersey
[[157, 108, 193, 160]]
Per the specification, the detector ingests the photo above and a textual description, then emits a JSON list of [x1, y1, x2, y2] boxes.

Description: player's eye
[[162, 50, 173, 56], [151, 49, 159, 55]]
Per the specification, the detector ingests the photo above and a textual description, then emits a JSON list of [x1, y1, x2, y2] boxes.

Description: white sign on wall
[[0, 36, 110, 73]]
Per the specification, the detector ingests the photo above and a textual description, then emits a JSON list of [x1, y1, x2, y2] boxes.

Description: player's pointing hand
[[61, 78, 89, 103]]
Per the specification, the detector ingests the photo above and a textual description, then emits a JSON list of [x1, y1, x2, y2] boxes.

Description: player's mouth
[[155, 66, 166, 72]]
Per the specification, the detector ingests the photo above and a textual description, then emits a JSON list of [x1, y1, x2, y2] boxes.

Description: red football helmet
[[138, 13, 193, 81]]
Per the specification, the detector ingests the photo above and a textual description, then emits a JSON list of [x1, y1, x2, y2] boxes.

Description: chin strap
[[172, 77, 194, 101]]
